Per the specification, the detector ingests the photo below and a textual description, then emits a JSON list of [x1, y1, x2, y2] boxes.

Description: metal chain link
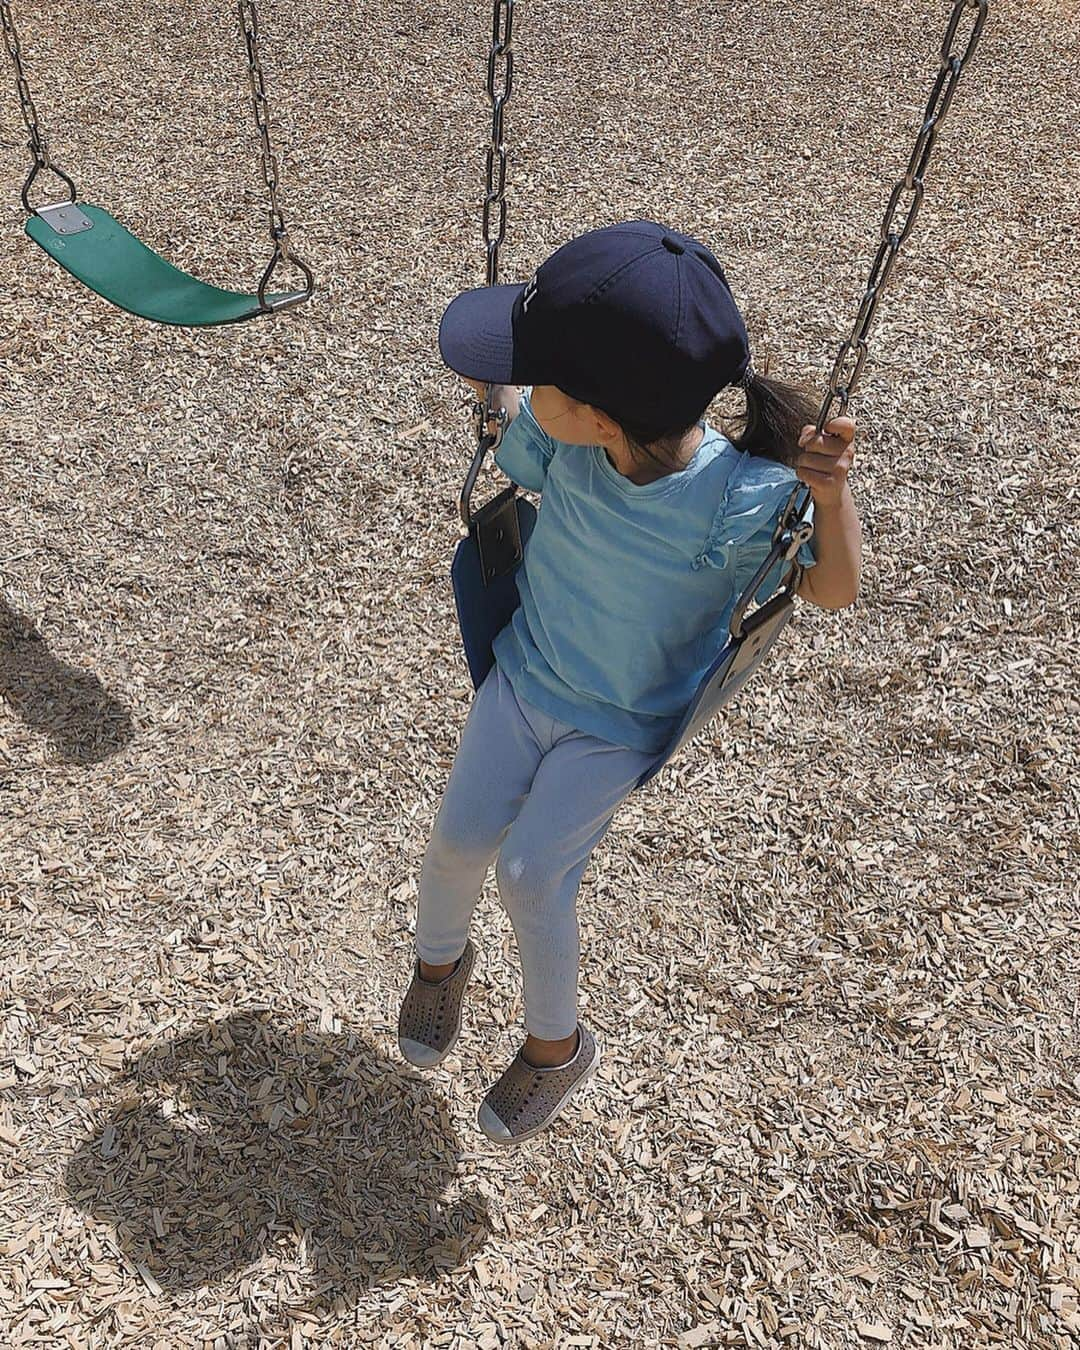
[[1, 0, 76, 209], [237, 0, 313, 306], [814, 0, 988, 434]]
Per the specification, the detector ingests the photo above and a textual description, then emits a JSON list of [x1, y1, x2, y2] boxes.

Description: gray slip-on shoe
[[397, 939, 475, 1067], [478, 1024, 600, 1145]]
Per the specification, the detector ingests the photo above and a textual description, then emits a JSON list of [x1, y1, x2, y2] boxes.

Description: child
[[398, 221, 861, 1144]]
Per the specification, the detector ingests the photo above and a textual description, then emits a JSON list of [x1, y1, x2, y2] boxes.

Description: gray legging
[[416, 663, 655, 1041]]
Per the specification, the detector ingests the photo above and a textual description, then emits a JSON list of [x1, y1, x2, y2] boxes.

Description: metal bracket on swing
[[35, 201, 93, 236], [459, 402, 525, 587], [472, 487, 525, 585]]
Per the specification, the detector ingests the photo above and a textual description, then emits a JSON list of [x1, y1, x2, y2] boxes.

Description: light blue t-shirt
[[493, 394, 815, 754]]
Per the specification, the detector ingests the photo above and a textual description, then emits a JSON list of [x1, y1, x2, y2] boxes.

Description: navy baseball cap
[[439, 220, 751, 441]]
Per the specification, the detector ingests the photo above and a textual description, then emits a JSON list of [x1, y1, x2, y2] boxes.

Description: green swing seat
[[5, 0, 311, 328], [25, 203, 307, 327]]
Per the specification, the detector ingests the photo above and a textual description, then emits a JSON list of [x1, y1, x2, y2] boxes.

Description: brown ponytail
[[593, 359, 818, 475], [726, 365, 818, 468]]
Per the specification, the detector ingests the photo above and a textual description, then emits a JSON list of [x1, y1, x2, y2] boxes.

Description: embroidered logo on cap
[[522, 274, 539, 313]]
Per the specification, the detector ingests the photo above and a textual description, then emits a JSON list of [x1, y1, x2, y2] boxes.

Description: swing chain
[[815, 0, 988, 434], [464, 0, 515, 520], [482, 0, 515, 289], [0, 0, 77, 210], [754, 0, 989, 636], [237, 0, 314, 307]]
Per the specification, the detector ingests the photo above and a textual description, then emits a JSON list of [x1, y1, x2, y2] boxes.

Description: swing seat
[[452, 492, 537, 690], [25, 203, 307, 326], [637, 589, 797, 787], [452, 492, 799, 787]]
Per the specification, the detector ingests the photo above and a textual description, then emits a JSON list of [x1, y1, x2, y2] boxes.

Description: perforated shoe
[[477, 1024, 600, 1145], [397, 940, 475, 1068]]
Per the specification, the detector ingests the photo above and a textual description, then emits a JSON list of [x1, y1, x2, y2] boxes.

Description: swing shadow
[[64, 1012, 491, 1308], [0, 597, 133, 764]]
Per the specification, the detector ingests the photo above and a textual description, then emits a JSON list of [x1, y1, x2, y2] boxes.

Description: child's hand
[[796, 417, 856, 509], [464, 379, 522, 423]]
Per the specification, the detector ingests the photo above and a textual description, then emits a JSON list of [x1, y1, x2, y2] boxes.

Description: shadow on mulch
[[0, 598, 133, 764], [64, 1012, 491, 1307]]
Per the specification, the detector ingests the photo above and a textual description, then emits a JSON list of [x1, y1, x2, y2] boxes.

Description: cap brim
[[438, 284, 526, 383]]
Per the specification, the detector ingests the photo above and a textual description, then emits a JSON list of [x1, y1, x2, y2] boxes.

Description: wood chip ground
[[1, 0, 1077, 1346]]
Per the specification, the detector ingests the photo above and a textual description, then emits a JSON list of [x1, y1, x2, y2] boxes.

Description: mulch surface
[[1, 0, 1077, 1345]]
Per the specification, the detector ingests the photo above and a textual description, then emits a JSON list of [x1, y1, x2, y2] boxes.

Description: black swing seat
[[26, 203, 309, 326], [634, 588, 797, 787], [453, 485, 807, 789], [453, 488, 538, 689]]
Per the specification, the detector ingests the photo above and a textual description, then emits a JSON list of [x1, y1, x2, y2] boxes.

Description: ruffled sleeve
[[494, 389, 558, 493], [693, 453, 817, 603]]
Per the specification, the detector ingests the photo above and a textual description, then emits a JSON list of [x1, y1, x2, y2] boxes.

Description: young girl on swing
[[399, 221, 861, 1144]]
